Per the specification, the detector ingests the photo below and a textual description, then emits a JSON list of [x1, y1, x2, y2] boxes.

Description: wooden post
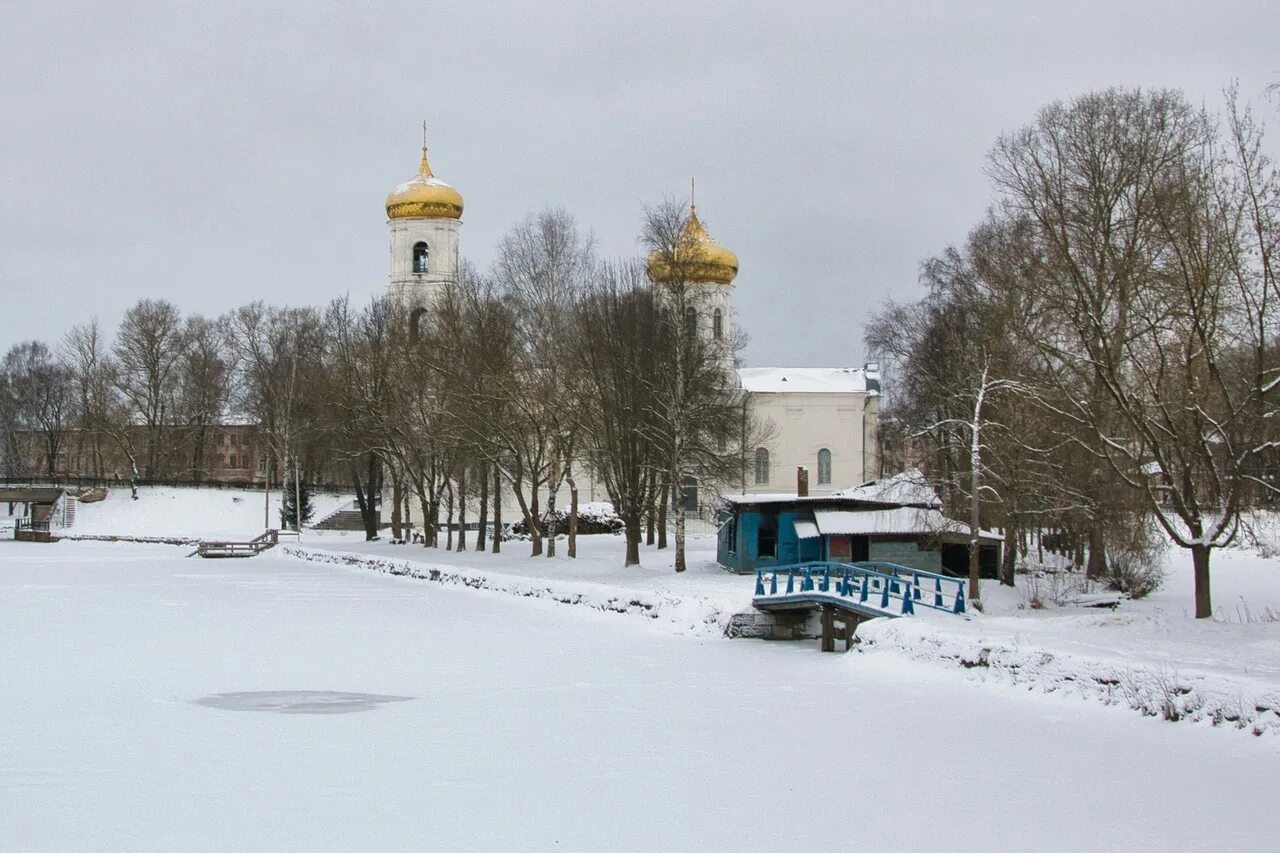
[[821, 605, 835, 652]]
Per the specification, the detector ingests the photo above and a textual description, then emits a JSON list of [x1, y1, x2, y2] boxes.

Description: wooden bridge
[[753, 561, 967, 651], [193, 529, 299, 558]]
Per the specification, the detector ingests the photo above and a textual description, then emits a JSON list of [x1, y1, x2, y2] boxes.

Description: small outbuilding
[[716, 471, 1001, 576], [2, 487, 65, 542]]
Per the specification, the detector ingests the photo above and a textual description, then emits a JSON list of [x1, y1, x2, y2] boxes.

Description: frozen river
[[2, 542, 1276, 851]]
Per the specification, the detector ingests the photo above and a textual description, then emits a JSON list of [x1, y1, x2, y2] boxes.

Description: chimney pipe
[[797, 466, 809, 498]]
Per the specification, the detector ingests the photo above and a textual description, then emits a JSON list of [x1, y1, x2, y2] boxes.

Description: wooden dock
[[194, 529, 299, 558]]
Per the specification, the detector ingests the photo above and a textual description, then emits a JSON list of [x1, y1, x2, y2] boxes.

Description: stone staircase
[[311, 501, 379, 531]]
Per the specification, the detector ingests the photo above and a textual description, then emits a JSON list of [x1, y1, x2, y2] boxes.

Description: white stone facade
[[387, 216, 460, 315], [737, 368, 881, 497]]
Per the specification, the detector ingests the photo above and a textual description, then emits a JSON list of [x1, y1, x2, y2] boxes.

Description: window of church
[[409, 307, 428, 343], [754, 447, 770, 484], [713, 308, 723, 340], [817, 448, 832, 485], [685, 306, 697, 337], [413, 242, 429, 273]]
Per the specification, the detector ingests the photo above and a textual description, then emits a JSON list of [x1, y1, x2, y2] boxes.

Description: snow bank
[[857, 615, 1280, 735], [282, 545, 741, 638], [69, 486, 351, 540]]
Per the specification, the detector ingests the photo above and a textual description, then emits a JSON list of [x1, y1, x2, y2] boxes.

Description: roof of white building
[[737, 366, 879, 394], [833, 470, 940, 508]]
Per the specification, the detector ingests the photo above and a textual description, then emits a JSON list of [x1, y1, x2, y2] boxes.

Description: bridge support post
[[820, 605, 835, 653]]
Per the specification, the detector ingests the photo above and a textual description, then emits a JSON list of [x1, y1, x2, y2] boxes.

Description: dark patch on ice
[[193, 690, 413, 715]]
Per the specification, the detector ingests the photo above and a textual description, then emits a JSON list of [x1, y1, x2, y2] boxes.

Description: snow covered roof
[[812, 507, 1002, 541], [793, 519, 820, 540], [737, 366, 879, 394], [721, 492, 835, 505], [833, 470, 940, 508]]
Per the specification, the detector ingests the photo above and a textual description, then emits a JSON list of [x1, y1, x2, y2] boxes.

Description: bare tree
[[112, 299, 189, 479], [642, 199, 757, 571], [2, 341, 72, 477], [987, 87, 1280, 618], [227, 303, 324, 528]]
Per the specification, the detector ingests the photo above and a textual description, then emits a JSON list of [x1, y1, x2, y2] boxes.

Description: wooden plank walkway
[[194, 529, 299, 558]]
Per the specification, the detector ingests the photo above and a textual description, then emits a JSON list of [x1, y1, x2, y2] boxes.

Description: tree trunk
[[673, 496, 686, 573], [364, 453, 381, 540], [391, 475, 403, 540], [624, 514, 641, 566], [1086, 526, 1107, 581], [546, 479, 558, 558], [527, 488, 543, 557], [566, 468, 578, 559], [657, 482, 669, 550], [968, 469, 981, 603], [476, 460, 489, 552], [645, 470, 656, 547], [444, 480, 454, 551], [1000, 525, 1017, 587], [491, 463, 502, 554], [456, 469, 467, 552], [417, 490, 432, 548], [1192, 544, 1212, 619]]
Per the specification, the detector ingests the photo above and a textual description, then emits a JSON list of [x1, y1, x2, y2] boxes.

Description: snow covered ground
[[2, 540, 1277, 851], [69, 486, 351, 541], [47, 487, 1280, 731], [294, 529, 1280, 733]]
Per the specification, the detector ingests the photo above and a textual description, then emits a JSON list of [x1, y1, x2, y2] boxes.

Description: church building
[[381, 137, 881, 524]]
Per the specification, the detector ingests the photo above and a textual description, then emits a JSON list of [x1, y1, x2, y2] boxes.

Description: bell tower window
[[413, 242, 430, 274], [713, 308, 723, 340]]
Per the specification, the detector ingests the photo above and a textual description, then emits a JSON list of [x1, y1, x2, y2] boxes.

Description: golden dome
[[385, 145, 463, 220], [646, 207, 739, 284]]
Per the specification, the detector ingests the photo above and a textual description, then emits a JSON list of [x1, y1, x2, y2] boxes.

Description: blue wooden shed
[[716, 472, 1002, 576]]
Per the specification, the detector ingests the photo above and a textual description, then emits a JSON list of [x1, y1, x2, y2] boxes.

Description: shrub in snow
[[1105, 522, 1167, 599], [509, 505, 623, 538], [1018, 565, 1086, 609]]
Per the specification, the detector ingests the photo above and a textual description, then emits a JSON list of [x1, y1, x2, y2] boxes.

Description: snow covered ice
[[3, 540, 1279, 851]]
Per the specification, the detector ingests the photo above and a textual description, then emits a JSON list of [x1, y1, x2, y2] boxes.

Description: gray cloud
[[2, 0, 1275, 365]]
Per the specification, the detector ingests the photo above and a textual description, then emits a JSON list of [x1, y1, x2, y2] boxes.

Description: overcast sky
[[2, 1, 1276, 366]]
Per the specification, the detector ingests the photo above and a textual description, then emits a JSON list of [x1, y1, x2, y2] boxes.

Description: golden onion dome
[[385, 145, 463, 220], [646, 206, 739, 284]]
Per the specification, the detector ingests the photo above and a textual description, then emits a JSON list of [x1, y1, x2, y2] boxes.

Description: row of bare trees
[[2, 301, 232, 485], [0, 203, 758, 570], [870, 86, 1280, 617]]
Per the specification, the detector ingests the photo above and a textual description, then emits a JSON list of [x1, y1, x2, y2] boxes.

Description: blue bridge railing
[[753, 561, 967, 616]]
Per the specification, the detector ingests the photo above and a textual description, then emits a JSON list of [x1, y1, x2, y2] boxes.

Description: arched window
[[817, 448, 832, 485], [413, 242, 429, 274], [409, 306, 428, 343], [685, 306, 698, 337], [712, 308, 723, 340], [754, 447, 770, 485]]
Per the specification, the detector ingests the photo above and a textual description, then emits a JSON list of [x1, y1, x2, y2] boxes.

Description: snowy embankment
[[856, 547, 1280, 735], [282, 537, 752, 639], [295, 531, 1280, 736], [67, 486, 351, 542]]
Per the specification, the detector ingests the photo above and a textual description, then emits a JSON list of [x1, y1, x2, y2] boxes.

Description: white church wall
[[745, 390, 879, 495]]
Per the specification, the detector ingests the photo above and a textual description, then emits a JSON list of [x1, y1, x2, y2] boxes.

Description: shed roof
[[793, 519, 820, 540], [812, 506, 1002, 541], [0, 487, 63, 504]]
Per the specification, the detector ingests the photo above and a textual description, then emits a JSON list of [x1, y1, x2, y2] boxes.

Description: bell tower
[[385, 124, 463, 324]]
